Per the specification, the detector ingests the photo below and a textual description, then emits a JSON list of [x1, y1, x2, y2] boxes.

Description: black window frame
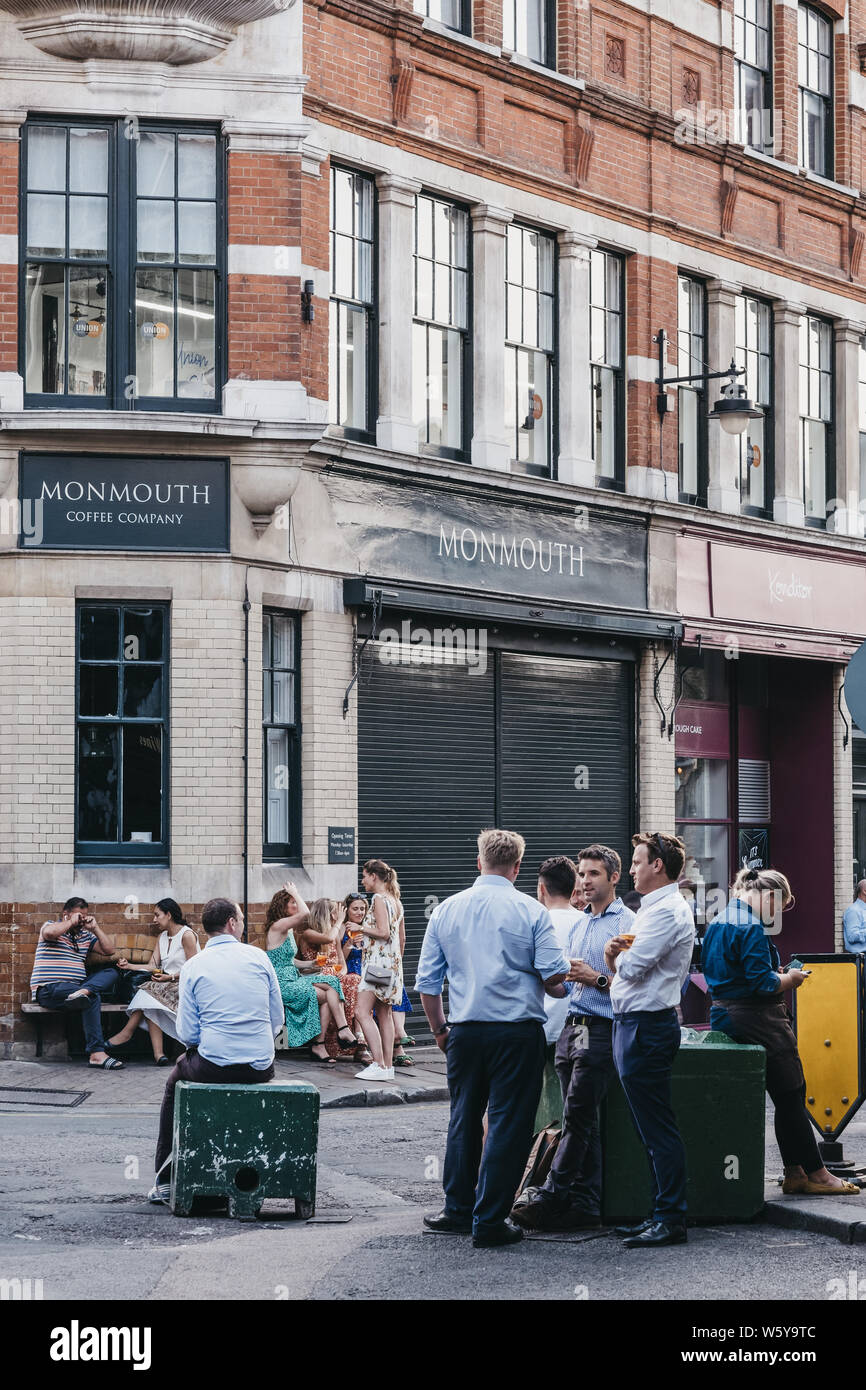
[[413, 0, 472, 34], [589, 247, 626, 492], [504, 220, 557, 479], [502, 0, 557, 69], [328, 163, 378, 442], [798, 4, 834, 178], [677, 273, 708, 507], [799, 311, 835, 529], [412, 189, 472, 461], [20, 115, 225, 414], [734, 0, 773, 156], [736, 292, 775, 518], [262, 609, 302, 864], [75, 601, 170, 864]]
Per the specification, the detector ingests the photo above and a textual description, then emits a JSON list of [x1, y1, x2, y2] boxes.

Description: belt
[[567, 1013, 612, 1028]]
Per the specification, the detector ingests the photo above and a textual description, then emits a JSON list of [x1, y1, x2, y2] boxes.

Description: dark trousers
[[443, 1019, 546, 1235], [155, 1049, 275, 1178], [613, 1008, 688, 1223], [541, 1015, 615, 1214], [36, 965, 122, 1056], [769, 1081, 822, 1172]]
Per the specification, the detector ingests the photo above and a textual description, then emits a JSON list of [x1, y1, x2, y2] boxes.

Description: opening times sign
[[18, 453, 230, 552]]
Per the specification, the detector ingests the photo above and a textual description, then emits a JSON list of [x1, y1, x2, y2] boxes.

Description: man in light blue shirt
[[843, 882, 866, 953], [416, 828, 569, 1248], [152, 897, 285, 1203]]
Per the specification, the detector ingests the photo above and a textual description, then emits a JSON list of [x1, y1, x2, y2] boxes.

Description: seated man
[[150, 897, 285, 1204], [29, 897, 122, 1070]]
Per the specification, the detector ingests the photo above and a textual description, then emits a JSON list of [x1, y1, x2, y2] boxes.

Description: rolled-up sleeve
[[415, 913, 447, 995], [176, 965, 201, 1047], [739, 923, 782, 994], [614, 915, 671, 982], [532, 910, 570, 981]]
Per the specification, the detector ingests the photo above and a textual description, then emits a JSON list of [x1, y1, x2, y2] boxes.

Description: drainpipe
[[242, 571, 251, 941]]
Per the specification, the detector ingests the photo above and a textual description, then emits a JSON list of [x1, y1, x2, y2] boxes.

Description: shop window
[[23, 119, 222, 411], [76, 604, 169, 862], [590, 248, 625, 489], [677, 275, 707, 505], [505, 223, 555, 477], [798, 5, 833, 177], [412, 193, 470, 458], [263, 610, 301, 862], [328, 166, 376, 438], [503, 0, 556, 67], [413, 0, 470, 32], [736, 294, 774, 515], [734, 0, 773, 155], [798, 314, 834, 526]]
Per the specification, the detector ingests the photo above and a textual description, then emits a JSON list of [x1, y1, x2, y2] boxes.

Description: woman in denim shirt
[[703, 867, 858, 1196]]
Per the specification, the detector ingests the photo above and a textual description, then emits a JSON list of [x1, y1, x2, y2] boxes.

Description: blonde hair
[[732, 867, 795, 910], [478, 828, 526, 871], [363, 859, 401, 900], [307, 898, 336, 934]]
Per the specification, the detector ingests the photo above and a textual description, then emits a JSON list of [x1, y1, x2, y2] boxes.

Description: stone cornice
[[2, 0, 297, 64]]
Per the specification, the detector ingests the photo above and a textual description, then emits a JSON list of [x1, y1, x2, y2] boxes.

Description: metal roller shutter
[[357, 641, 633, 1033]]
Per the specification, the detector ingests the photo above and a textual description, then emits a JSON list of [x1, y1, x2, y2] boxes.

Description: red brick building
[[2, 0, 866, 1055]]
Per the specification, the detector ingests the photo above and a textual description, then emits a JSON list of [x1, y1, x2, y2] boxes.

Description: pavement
[[4, 1048, 866, 1248]]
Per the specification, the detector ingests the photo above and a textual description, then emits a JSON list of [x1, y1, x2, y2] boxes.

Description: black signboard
[[18, 453, 230, 552], [322, 471, 648, 611], [738, 827, 770, 872], [328, 826, 356, 864]]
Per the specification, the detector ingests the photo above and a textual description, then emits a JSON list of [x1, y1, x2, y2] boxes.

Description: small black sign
[[738, 827, 770, 872], [328, 826, 355, 864], [18, 453, 230, 552]]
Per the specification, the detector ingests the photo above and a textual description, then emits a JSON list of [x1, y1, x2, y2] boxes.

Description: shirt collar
[[474, 874, 515, 888], [583, 897, 624, 919], [204, 933, 239, 948], [638, 882, 680, 910]]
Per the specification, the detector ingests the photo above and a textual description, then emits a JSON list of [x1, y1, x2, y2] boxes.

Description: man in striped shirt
[[29, 897, 123, 1069], [512, 844, 635, 1232]]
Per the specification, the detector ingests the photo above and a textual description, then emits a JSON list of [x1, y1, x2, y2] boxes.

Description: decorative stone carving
[[232, 460, 301, 534], [3, 0, 296, 65]]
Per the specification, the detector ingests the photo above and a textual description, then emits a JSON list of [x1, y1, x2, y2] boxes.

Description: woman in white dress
[[108, 899, 200, 1065], [354, 859, 405, 1083]]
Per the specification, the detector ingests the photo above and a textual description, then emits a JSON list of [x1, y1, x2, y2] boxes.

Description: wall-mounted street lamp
[[654, 328, 763, 437]]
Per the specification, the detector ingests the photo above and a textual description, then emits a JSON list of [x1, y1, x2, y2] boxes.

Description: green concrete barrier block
[[601, 1031, 766, 1226], [170, 1080, 320, 1220]]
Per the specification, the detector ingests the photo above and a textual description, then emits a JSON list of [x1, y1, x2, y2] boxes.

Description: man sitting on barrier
[[150, 897, 285, 1205], [29, 897, 123, 1070]]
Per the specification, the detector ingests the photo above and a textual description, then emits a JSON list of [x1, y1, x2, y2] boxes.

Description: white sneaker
[[147, 1182, 170, 1204], [354, 1062, 394, 1082]]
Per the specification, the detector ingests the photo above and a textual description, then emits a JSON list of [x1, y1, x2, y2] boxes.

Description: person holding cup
[[606, 831, 695, 1249]]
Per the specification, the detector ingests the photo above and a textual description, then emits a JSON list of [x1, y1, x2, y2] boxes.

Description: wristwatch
[[595, 975, 610, 990], [433, 1022, 450, 1036]]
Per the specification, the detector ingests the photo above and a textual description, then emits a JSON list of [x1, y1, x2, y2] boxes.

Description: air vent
[[739, 759, 770, 821]]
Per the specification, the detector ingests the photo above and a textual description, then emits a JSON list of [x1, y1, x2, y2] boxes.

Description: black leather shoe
[[423, 1210, 472, 1234], [613, 1217, 654, 1237], [472, 1219, 524, 1248], [622, 1220, 687, 1248]]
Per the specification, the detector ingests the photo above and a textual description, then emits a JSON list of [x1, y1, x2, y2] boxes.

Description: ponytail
[[362, 858, 401, 900]]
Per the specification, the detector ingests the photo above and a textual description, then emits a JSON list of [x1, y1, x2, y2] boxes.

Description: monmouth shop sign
[[18, 453, 230, 552]]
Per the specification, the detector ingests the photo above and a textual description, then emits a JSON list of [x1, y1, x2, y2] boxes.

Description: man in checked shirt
[[512, 844, 635, 1232]]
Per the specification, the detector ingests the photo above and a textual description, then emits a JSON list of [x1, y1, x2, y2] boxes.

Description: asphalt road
[[1, 1100, 865, 1303]]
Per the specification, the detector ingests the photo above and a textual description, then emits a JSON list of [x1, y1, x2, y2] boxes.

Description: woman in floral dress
[[296, 898, 361, 1061], [354, 858, 405, 1082], [264, 884, 356, 1065]]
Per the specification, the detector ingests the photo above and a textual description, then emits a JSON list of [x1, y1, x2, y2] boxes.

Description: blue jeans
[[36, 966, 121, 1056], [443, 1019, 546, 1235], [612, 1008, 688, 1223]]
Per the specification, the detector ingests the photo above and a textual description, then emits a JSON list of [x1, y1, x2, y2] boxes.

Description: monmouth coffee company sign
[[18, 453, 230, 552], [325, 473, 648, 610]]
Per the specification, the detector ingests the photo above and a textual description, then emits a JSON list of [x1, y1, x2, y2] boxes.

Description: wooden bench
[[22, 1001, 131, 1058]]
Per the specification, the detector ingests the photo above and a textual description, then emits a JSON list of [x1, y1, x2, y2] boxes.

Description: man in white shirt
[[150, 897, 285, 1204], [538, 856, 581, 1045], [843, 881, 866, 954], [606, 832, 694, 1249]]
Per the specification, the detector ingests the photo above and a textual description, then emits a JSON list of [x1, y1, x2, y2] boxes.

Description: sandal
[[89, 1056, 123, 1069], [782, 1177, 861, 1195], [400, 1035, 416, 1047], [393, 1054, 415, 1068], [154, 1055, 170, 1066], [310, 1045, 335, 1066], [336, 1028, 359, 1052]]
